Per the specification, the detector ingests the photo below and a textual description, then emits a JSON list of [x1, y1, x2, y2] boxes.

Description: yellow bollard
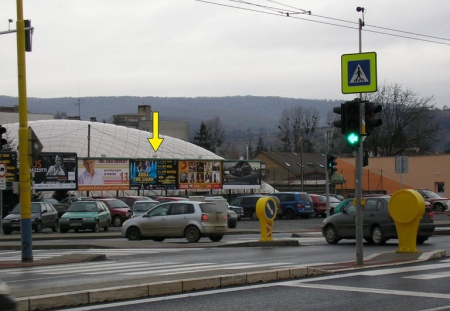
[[388, 189, 425, 253], [256, 197, 278, 242]]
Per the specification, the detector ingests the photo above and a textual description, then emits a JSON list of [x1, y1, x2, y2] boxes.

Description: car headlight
[[2, 219, 10, 223]]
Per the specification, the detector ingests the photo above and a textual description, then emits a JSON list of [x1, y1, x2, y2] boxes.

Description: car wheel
[[250, 211, 258, 221], [52, 220, 59, 232], [209, 234, 223, 242], [324, 225, 340, 244], [153, 237, 165, 242], [35, 221, 43, 233], [185, 226, 201, 243], [127, 227, 142, 241], [93, 222, 100, 233], [112, 216, 123, 227], [371, 226, 386, 245], [434, 203, 446, 213], [104, 221, 110, 232], [228, 222, 237, 228], [284, 209, 295, 220]]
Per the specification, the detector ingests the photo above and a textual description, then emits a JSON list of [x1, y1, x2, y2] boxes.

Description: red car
[[310, 194, 333, 218], [95, 198, 132, 227], [415, 190, 449, 213]]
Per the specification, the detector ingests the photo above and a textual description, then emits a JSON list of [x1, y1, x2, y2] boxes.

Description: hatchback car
[[131, 200, 160, 217], [269, 192, 315, 219], [415, 189, 449, 213], [321, 195, 435, 245], [96, 198, 132, 227], [310, 194, 328, 218], [122, 201, 228, 243], [2, 202, 59, 234], [59, 201, 111, 233]]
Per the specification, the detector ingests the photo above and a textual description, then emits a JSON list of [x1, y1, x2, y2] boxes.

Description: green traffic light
[[346, 132, 360, 146]]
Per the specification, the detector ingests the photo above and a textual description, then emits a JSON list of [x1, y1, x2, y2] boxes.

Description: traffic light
[[25, 19, 33, 52], [0, 125, 7, 151], [327, 154, 337, 176], [364, 101, 382, 135], [332, 103, 346, 134], [344, 100, 361, 148]]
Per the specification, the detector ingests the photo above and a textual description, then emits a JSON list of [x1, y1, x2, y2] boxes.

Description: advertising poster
[[178, 160, 222, 190], [222, 160, 262, 189], [32, 152, 77, 190], [77, 158, 129, 191], [129, 159, 178, 190], [0, 151, 17, 190]]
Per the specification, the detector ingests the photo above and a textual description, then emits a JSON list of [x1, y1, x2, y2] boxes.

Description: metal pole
[[300, 136, 304, 191], [355, 17, 364, 266], [325, 130, 331, 217], [16, 0, 33, 262]]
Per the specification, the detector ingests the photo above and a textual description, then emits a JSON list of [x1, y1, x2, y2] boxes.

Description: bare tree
[[205, 116, 225, 154], [364, 82, 438, 156], [278, 106, 320, 153]]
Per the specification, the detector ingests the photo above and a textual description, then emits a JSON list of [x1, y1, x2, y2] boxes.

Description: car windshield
[[422, 190, 442, 199], [11, 203, 42, 214], [104, 200, 130, 209], [68, 202, 97, 212], [329, 196, 341, 203]]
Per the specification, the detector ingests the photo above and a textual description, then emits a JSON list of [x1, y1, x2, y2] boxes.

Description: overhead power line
[[194, 0, 450, 46]]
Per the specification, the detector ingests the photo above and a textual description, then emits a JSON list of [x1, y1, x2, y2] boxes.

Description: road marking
[[283, 282, 450, 299]]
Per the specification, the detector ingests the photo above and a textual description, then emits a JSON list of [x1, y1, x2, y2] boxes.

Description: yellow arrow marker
[[148, 112, 164, 152]]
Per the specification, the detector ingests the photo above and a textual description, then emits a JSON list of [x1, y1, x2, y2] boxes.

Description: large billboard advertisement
[[77, 158, 129, 191], [178, 160, 222, 190], [0, 151, 17, 190], [32, 152, 77, 190], [129, 159, 178, 190], [222, 160, 262, 189]]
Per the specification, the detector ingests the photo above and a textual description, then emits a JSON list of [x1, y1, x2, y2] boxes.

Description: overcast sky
[[1, 0, 449, 107]]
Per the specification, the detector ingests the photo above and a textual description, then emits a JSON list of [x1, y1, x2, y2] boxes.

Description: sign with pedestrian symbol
[[341, 52, 377, 94], [0, 161, 7, 190]]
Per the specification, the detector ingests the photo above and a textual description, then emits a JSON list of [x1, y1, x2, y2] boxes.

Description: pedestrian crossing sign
[[341, 52, 377, 94]]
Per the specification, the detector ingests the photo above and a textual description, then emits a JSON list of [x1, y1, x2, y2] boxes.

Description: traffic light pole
[[354, 17, 364, 266]]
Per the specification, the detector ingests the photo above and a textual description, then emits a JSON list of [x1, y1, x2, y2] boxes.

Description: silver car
[[122, 201, 228, 243], [131, 200, 160, 217]]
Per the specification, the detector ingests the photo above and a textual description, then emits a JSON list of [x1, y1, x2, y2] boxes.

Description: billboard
[[77, 158, 129, 191], [129, 159, 178, 190], [222, 160, 262, 189], [32, 152, 77, 190], [0, 151, 17, 190], [178, 160, 222, 190]]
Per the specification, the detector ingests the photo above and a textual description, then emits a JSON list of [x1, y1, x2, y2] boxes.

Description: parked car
[[2, 202, 59, 234], [117, 196, 153, 208], [227, 210, 238, 228], [229, 194, 272, 220], [310, 194, 328, 218], [269, 192, 315, 219], [324, 193, 345, 201], [60, 197, 92, 205], [32, 198, 68, 218], [59, 200, 111, 233], [321, 195, 435, 245], [131, 200, 160, 217], [0, 279, 17, 311], [95, 198, 132, 227], [122, 201, 228, 243], [415, 189, 449, 213], [228, 205, 243, 220]]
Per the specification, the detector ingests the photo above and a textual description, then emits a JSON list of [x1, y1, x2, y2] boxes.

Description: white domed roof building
[[5, 119, 222, 160]]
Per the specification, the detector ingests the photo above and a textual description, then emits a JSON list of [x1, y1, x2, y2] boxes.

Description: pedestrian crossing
[[0, 248, 203, 261], [0, 258, 298, 278]]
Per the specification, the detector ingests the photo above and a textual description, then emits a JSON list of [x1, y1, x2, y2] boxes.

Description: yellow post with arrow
[[148, 112, 164, 152]]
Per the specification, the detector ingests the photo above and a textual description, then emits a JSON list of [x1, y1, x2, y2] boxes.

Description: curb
[[16, 266, 326, 311]]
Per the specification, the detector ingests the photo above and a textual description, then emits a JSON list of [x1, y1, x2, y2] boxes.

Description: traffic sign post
[[341, 52, 377, 94]]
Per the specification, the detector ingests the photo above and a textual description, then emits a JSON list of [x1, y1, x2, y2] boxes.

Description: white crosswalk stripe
[[0, 248, 202, 261]]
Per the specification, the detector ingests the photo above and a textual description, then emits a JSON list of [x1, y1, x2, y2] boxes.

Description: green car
[[59, 201, 111, 233]]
